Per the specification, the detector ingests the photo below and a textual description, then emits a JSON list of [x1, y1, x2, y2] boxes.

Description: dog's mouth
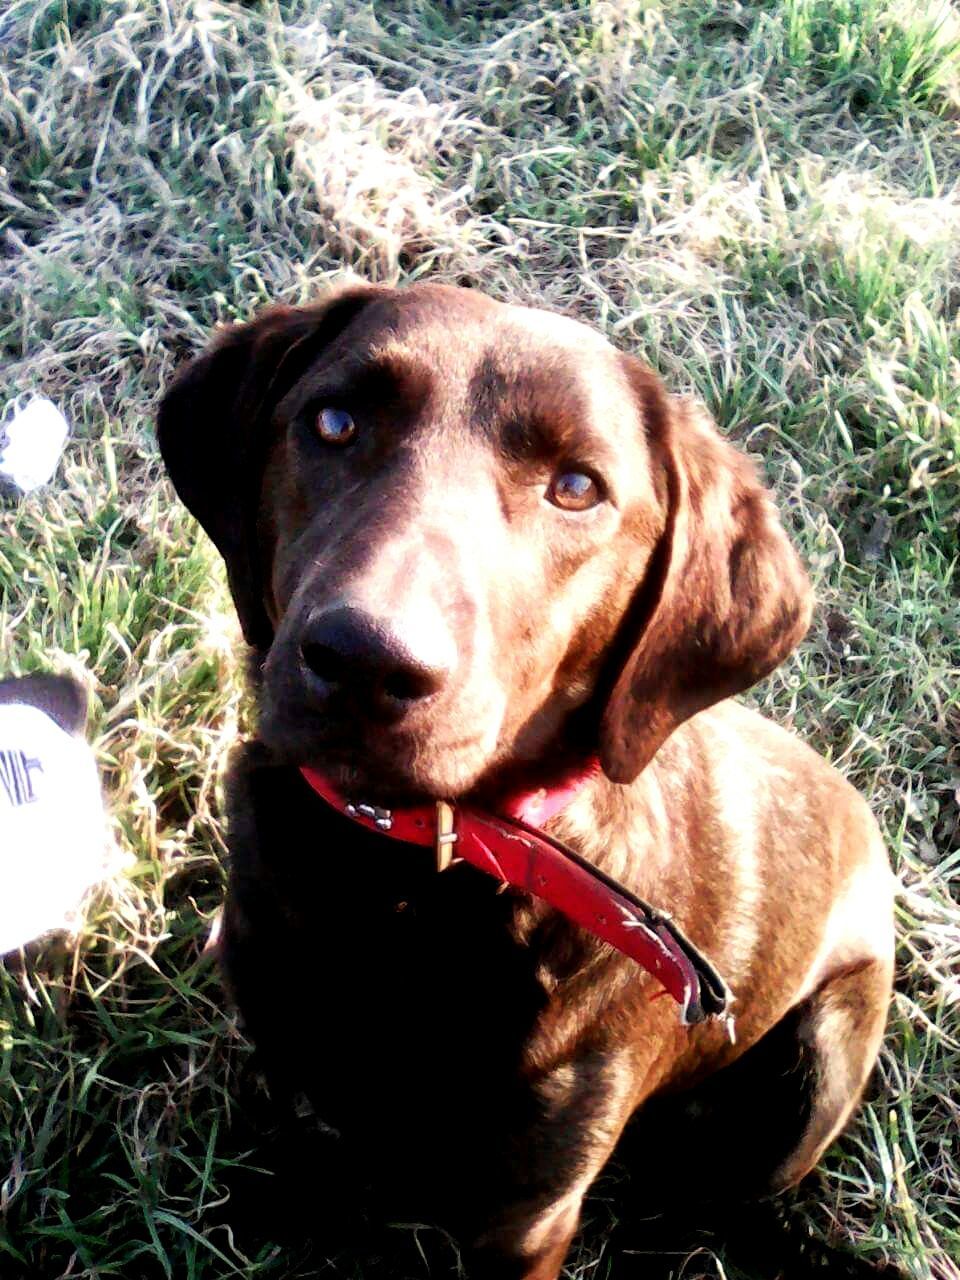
[[258, 692, 503, 804], [304, 737, 496, 805], [256, 617, 518, 801]]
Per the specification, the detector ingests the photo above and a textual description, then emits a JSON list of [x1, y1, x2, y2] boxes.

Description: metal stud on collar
[[344, 800, 394, 831]]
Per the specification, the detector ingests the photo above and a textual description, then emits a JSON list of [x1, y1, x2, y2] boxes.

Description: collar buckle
[[435, 800, 458, 872]]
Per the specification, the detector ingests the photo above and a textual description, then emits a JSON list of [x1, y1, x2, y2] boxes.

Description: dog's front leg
[[458, 1050, 642, 1280], [463, 1188, 585, 1280]]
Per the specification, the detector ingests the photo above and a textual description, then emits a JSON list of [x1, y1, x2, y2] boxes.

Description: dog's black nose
[[300, 605, 452, 715]]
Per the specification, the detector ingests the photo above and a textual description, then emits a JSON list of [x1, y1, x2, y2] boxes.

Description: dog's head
[[158, 284, 811, 799]]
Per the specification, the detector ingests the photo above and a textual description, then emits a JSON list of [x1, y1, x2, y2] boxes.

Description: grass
[[1, 0, 958, 1276]]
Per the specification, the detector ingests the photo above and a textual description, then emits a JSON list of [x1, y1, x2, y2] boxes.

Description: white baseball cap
[[0, 701, 109, 954]]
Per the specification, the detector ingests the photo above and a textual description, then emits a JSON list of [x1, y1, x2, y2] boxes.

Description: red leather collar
[[299, 764, 732, 1029]]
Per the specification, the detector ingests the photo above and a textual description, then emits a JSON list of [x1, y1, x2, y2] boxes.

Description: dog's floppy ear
[[599, 359, 813, 784], [157, 286, 388, 648]]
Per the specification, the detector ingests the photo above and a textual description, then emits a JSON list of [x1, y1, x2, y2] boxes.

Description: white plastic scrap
[[0, 398, 70, 494], [0, 703, 110, 954]]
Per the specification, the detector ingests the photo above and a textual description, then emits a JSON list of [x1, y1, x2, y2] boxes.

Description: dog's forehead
[[375, 287, 615, 360], [363, 287, 634, 416], [501, 301, 613, 354]]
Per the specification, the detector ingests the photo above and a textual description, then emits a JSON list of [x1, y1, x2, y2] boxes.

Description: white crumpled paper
[[0, 398, 70, 494]]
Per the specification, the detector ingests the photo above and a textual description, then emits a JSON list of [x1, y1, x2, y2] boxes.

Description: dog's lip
[[295, 727, 486, 760], [304, 736, 485, 782], [272, 730, 492, 804], [299, 754, 444, 807], [259, 688, 504, 798]]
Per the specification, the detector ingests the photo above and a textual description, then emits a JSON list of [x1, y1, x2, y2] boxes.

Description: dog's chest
[[224, 754, 571, 1127]]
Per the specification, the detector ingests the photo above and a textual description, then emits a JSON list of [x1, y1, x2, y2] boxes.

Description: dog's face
[[258, 289, 665, 798], [158, 284, 811, 800]]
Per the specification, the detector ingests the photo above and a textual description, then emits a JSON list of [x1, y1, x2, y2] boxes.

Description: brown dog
[[158, 283, 894, 1279]]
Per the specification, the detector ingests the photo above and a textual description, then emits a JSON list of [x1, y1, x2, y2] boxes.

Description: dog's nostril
[[301, 642, 344, 686], [382, 669, 436, 703]]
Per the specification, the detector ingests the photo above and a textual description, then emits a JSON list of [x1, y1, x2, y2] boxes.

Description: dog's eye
[[548, 470, 602, 511], [316, 407, 357, 445]]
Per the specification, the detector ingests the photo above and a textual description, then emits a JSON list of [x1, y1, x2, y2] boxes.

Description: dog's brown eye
[[548, 470, 601, 511], [316, 407, 357, 445]]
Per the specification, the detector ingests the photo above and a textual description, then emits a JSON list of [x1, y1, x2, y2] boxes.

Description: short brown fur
[[158, 283, 894, 1279]]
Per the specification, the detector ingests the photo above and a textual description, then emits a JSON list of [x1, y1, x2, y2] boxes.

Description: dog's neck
[[297, 762, 733, 1031], [468, 755, 603, 827]]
